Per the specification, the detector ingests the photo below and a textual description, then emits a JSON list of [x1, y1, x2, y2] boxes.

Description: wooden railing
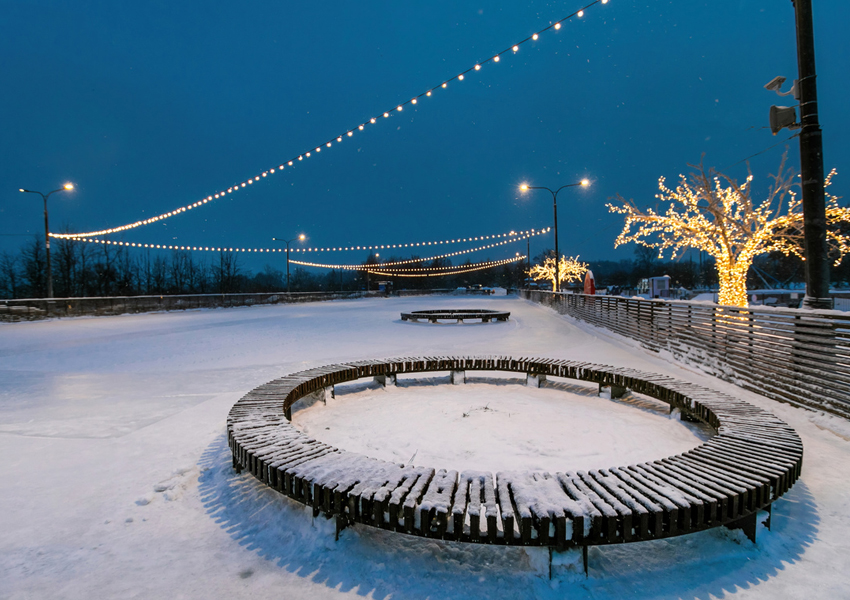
[[0, 288, 477, 321], [521, 290, 850, 419], [0, 290, 384, 320]]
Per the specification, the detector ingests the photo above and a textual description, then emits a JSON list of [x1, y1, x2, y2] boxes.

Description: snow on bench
[[227, 356, 802, 552], [400, 309, 510, 323]]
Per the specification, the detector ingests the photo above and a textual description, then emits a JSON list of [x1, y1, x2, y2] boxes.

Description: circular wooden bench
[[227, 356, 802, 566], [400, 309, 510, 323]]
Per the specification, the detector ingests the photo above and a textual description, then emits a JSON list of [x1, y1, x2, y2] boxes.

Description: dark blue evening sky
[[2, 1, 848, 272]]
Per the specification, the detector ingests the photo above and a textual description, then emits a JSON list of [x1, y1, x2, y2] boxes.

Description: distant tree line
[[1, 236, 841, 300], [0, 236, 527, 299]]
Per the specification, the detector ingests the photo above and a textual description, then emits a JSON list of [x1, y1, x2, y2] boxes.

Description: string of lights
[[367, 256, 526, 273], [64, 227, 549, 262], [289, 229, 547, 269], [50, 0, 610, 241], [283, 227, 542, 253], [367, 256, 525, 277]]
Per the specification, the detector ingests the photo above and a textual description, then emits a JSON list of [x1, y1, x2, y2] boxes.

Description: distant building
[[637, 275, 671, 299]]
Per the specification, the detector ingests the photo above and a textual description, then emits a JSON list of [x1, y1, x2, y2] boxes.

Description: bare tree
[[21, 236, 46, 298], [152, 255, 168, 293], [0, 251, 20, 299], [214, 251, 241, 293], [169, 251, 187, 293]]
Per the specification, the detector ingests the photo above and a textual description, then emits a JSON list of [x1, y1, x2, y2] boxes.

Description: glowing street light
[[519, 179, 590, 292], [18, 182, 75, 298], [272, 233, 306, 294]]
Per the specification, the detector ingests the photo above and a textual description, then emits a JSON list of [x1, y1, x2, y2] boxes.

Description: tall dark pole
[[42, 195, 52, 299], [520, 180, 589, 293], [551, 190, 560, 292], [19, 184, 73, 299], [793, 0, 831, 309], [286, 241, 292, 294], [273, 234, 305, 295]]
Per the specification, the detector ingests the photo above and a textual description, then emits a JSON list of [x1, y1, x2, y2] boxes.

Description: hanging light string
[[289, 226, 540, 253], [367, 256, 526, 278], [365, 256, 525, 273], [49, 0, 610, 241], [64, 227, 549, 262], [289, 229, 547, 269], [57, 225, 544, 253]]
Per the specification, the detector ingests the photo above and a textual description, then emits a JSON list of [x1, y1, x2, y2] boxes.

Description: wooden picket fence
[[521, 290, 850, 419]]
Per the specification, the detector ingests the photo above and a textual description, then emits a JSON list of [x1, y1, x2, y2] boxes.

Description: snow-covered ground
[[2, 295, 849, 599]]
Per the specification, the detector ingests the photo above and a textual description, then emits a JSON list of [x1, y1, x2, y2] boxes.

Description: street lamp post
[[18, 183, 74, 299], [520, 179, 589, 292], [272, 234, 306, 294], [366, 253, 379, 291]]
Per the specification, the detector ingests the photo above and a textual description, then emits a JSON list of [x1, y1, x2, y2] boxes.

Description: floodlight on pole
[[18, 183, 75, 298], [519, 179, 591, 292]]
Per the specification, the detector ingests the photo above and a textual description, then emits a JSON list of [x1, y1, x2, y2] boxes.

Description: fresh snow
[[1, 295, 848, 598]]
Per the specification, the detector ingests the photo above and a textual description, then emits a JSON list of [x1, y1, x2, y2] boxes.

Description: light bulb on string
[[68, 226, 549, 265], [367, 255, 525, 278], [51, 1, 610, 241]]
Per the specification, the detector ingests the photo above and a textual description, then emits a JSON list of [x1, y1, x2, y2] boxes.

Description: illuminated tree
[[529, 255, 588, 290], [608, 156, 848, 307]]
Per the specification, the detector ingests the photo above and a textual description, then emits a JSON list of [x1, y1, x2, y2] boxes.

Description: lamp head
[[64, 183, 74, 191], [520, 184, 529, 192], [298, 234, 306, 241], [18, 188, 25, 193], [580, 179, 590, 187]]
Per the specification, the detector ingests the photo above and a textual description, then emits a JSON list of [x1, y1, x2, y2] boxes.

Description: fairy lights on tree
[[529, 255, 588, 290], [607, 155, 849, 308]]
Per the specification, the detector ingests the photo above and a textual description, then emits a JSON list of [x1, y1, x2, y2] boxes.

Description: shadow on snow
[[198, 433, 819, 600]]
